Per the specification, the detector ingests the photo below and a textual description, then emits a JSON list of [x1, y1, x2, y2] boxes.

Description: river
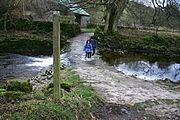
[[0, 53, 70, 84], [0, 49, 180, 84], [100, 51, 180, 82]]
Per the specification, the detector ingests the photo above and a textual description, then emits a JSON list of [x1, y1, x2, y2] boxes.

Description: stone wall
[[81, 16, 90, 27]]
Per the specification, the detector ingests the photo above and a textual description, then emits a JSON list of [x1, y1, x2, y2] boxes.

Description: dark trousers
[[86, 52, 92, 58], [92, 48, 95, 56]]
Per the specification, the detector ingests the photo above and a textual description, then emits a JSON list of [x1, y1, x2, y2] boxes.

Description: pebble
[[121, 108, 129, 115], [29, 60, 69, 90], [29, 68, 53, 90]]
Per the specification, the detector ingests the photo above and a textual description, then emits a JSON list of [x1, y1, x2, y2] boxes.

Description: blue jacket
[[83, 42, 93, 52]]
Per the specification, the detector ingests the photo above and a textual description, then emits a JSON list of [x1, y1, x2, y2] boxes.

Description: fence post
[[53, 11, 61, 101]]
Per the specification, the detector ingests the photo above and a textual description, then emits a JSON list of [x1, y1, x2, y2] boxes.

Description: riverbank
[[95, 28, 180, 56], [0, 69, 97, 120], [0, 30, 71, 56], [0, 69, 167, 120], [0, 22, 81, 56], [2, 68, 177, 120]]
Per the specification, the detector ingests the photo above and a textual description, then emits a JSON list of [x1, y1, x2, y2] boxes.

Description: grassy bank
[[0, 19, 81, 56], [0, 69, 97, 120], [0, 36, 53, 56], [0, 30, 75, 56], [95, 28, 180, 56], [1, 70, 178, 119]]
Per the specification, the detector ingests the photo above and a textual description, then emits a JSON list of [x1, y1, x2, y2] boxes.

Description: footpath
[[67, 33, 180, 119]]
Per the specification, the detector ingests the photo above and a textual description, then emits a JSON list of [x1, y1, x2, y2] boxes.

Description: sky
[[130, 0, 154, 7], [132, 0, 180, 7]]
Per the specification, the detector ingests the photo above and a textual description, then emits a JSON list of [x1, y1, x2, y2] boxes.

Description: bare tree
[[151, 0, 180, 33], [0, 0, 12, 31], [0, 0, 24, 31], [103, 0, 129, 33], [61, 0, 129, 33]]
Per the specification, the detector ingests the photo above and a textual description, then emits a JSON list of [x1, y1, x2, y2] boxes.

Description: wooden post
[[53, 12, 75, 101], [53, 11, 61, 101]]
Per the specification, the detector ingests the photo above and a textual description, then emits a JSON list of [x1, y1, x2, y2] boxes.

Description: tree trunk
[[113, 0, 128, 32], [103, 4, 116, 33], [112, 15, 119, 32], [104, 0, 129, 33], [107, 6, 116, 33], [104, 8, 111, 33]]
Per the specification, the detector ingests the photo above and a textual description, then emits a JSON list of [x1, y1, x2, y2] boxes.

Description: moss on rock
[[44, 82, 72, 94], [6, 80, 21, 91], [1, 91, 24, 100], [20, 80, 33, 93], [6, 80, 32, 93]]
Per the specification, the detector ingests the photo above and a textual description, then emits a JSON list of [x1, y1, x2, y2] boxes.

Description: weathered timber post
[[53, 11, 61, 101], [53, 11, 75, 101]]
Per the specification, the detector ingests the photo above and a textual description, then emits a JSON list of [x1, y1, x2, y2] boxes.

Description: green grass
[[0, 69, 97, 120], [81, 28, 96, 33]]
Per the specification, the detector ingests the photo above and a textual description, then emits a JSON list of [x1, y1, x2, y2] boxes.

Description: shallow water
[[0, 53, 70, 84], [100, 51, 180, 82]]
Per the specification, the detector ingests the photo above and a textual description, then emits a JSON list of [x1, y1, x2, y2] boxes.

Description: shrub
[[94, 26, 104, 41]]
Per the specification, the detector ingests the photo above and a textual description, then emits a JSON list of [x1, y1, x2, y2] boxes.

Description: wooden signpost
[[53, 11, 75, 101]]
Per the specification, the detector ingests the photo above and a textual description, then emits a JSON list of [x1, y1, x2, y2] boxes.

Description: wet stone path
[[67, 33, 180, 119]]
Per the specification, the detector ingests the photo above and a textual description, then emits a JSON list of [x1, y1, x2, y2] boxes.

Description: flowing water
[[100, 51, 180, 82], [0, 53, 70, 84], [1, 50, 179, 84]]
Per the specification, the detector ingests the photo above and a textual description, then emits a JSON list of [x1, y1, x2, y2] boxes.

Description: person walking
[[90, 36, 96, 56], [83, 39, 93, 59]]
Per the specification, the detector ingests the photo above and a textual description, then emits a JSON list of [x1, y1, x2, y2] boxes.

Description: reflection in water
[[115, 61, 180, 81], [100, 51, 180, 82]]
